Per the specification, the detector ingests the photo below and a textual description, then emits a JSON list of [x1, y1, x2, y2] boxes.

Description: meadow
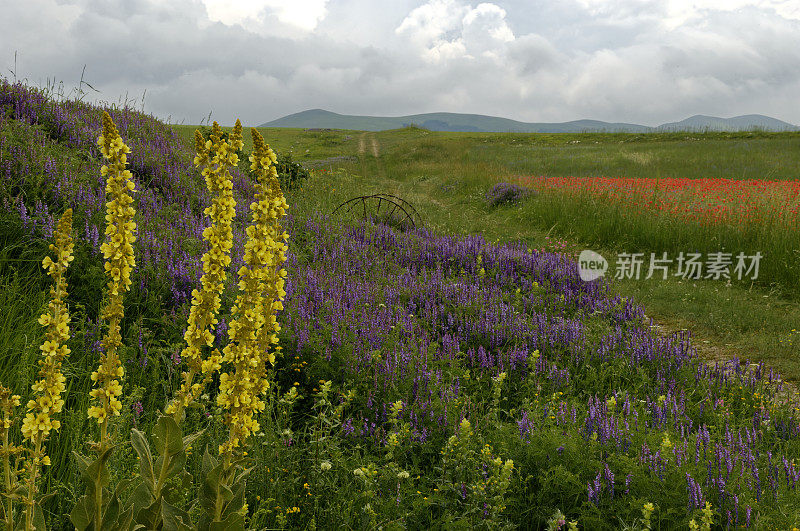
[[1, 77, 800, 530]]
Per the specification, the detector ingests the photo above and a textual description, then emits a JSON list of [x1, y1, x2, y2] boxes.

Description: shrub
[[486, 182, 534, 207], [272, 151, 311, 190]]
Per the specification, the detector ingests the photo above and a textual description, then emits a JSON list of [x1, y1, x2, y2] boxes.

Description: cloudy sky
[[2, 0, 800, 127]]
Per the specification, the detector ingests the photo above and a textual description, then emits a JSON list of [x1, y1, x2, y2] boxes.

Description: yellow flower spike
[[20, 208, 74, 530], [216, 128, 287, 462], [89, 113, 135, 449], [168, 121, 239, 419]]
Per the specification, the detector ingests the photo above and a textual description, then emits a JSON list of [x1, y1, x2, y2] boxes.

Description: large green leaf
[[209, 511, 245, 531], [12, 501, 48, 531], [220, 479, 246, 522], [127, 480, 155, 514], [134, 498, 161, 530], [100, 490, 120, 529], [69, 495, 95, 531], [32, 502, 47, 531], [74, 446, 115, 493], [130, 428, 155, 491], [199, 448, 222, 515], [160, 449, 187, 480], [115, 505, 136, 531], [72, 451, 92, 472], [161, 498, 195, 531], [153, 416, 183, 457], [182, 428, 205, 451]]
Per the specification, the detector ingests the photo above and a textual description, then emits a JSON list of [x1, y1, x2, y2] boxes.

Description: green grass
[[611, 275, 800, 384], [367, 128, 800, 180], [0, 241, 91, 520], [460, 133, 800, 181], [170, 124, 361, 161], [174, 124, 800, 301]]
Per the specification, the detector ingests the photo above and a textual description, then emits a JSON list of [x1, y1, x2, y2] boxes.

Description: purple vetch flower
[[18, 200, 29, 228], [132, 401, 144, 426], [686, 472, 704, 511], [517, 409, 534, 442], [603, 462, 615, 499], [215, 317, 228, 345], [589, 471, 602, 505]]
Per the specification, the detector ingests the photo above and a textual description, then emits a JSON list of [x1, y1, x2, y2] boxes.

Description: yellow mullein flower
[[217, 128, 287, 459], [22, 209, 73, 530], [251, 129, 288, 380], [700, 501, 713, 530], [167, 121, 243, 420], [661, 432, 672, 453], [0, 387, 21, 429], [89, 113, 136, 445]]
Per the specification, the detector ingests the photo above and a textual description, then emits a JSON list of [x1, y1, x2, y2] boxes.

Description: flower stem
[[24, 434, 42, 531], [93, 419, 108, 531], [171, 369, 197, 423], [3, 428, 13, 531]]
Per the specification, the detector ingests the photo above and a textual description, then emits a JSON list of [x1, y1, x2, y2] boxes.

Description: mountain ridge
[[259, 109, 799, 133]]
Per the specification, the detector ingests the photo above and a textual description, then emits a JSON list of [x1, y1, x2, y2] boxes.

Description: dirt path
[[649, 316, 799, 405], [357, 133, 385, 181]]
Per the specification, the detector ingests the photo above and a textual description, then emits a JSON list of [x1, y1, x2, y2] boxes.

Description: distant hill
[[655, 114, 799, 132], [260, 109, 799, 133]]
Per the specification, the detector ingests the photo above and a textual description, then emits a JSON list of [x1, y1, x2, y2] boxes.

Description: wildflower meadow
[[1, 77, 800, 530]]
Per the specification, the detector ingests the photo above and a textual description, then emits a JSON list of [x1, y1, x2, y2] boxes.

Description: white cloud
[[572, 0, 800, 30], [261, 0, 329, 31], [200, 0, 266, 26], [395, 0, 469, 46], [200, 0, 329, 32], [396, 0, 519, 62], [462, 3, 514, 58]]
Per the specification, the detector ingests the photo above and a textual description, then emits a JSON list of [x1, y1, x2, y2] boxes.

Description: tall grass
[[510, 186, 799, 297]]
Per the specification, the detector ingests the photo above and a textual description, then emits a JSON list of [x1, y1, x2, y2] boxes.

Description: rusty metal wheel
[[332, 194, 422, 230]]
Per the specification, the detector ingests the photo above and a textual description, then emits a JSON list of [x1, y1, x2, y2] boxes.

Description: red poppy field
[[515, 176, 800, 227]]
